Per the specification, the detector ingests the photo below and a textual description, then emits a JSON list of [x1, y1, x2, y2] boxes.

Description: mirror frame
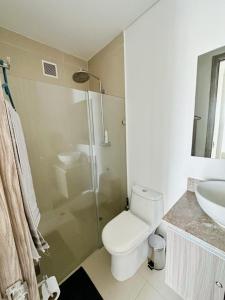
[[205, 52, 225, 157]]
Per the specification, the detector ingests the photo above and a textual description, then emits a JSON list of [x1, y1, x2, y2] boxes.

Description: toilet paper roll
[[41, 276, 60, 300]]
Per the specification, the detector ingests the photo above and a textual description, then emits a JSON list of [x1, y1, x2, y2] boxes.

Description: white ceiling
[[0, 0, 157, 60]]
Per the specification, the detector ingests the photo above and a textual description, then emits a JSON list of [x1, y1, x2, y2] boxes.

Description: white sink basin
[[195, 181, 225, 228], [58, 151, 81, 165]]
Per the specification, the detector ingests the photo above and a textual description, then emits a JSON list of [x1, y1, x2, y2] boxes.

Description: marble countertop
[[163, 191, 225, 253]]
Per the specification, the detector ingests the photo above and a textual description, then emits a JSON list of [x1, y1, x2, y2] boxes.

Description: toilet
[[102, 185, 163, 281]]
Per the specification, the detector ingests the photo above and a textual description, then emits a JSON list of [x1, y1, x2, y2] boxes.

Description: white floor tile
[[82, 248, 145, 300], [136, 283, 164, 300], [138, 263, 182, 300], [82, 248, 182, 300]]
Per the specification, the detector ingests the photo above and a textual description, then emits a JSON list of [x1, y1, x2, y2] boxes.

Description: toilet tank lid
[[132, 185, 162, 201]]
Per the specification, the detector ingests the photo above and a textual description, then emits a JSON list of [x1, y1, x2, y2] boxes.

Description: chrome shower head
[[72, 69, 104, 93], [72, 70, 90, 83]]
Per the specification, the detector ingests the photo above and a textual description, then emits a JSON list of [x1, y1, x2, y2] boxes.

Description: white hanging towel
[[5, 100, 49, 261]]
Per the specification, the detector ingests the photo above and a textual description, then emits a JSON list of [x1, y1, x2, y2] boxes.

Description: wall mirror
[[192, 45, 225, 159]]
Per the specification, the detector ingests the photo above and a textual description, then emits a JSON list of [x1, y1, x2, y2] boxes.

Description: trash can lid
[[149, 234, 165, 250]]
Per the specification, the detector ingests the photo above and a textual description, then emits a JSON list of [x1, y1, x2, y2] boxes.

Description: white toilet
[[102, 185, 163, 281]]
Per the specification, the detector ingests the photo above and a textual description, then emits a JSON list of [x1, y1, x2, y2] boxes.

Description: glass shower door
[[10, 78, 99, 282], [6, 75, 127, 282], [89, 91, 127, 235]]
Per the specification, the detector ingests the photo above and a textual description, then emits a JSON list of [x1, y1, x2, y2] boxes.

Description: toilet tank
[[130, 185, 163, 228]]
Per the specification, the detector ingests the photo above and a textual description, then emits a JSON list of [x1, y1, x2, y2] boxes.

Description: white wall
[[124, 0, 225, 212]]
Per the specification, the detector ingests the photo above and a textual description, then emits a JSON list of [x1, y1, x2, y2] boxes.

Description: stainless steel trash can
[[148, 234, 166, 270]]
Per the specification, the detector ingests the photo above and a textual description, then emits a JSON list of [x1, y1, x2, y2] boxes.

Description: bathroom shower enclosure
[[7, 77, 127, 282]]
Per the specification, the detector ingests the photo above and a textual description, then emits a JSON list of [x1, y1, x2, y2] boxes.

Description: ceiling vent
[[42, 60, 58, 78]]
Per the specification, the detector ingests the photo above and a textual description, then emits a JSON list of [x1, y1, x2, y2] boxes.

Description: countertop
[[163, 191, 225, 254]]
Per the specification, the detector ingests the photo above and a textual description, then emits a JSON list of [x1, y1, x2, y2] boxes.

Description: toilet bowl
[[102, 210, 153, 281], [102, 185, 163, 281]]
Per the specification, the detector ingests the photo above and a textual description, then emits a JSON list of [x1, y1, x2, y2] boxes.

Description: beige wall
[[88, 34, 125, 98], [0, 27, 88, 90], [0, 27, 125, 97]]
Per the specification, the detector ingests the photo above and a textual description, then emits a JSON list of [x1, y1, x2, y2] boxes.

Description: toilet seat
[[102, 211, 152, 255]]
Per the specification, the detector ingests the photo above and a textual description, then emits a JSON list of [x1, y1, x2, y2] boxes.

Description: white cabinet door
[[165, 227, 225, 300]]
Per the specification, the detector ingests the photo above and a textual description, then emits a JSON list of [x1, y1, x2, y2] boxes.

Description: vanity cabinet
[[165, 227, 225, 300]]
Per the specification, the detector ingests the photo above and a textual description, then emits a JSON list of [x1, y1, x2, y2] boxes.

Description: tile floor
[[82, 247, 182, 300]]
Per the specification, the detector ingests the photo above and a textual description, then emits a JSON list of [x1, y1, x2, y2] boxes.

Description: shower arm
[[88, 72, 100, 83], [0, 58, 10, 70]]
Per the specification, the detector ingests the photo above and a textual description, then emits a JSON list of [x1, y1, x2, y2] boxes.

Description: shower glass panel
[[9, 77, 99, 282], [4, 76, 127, 282], [89, 92, 127, 234]]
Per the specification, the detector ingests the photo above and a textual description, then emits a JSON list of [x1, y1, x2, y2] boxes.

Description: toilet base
[[111, 239, 149, 281]]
